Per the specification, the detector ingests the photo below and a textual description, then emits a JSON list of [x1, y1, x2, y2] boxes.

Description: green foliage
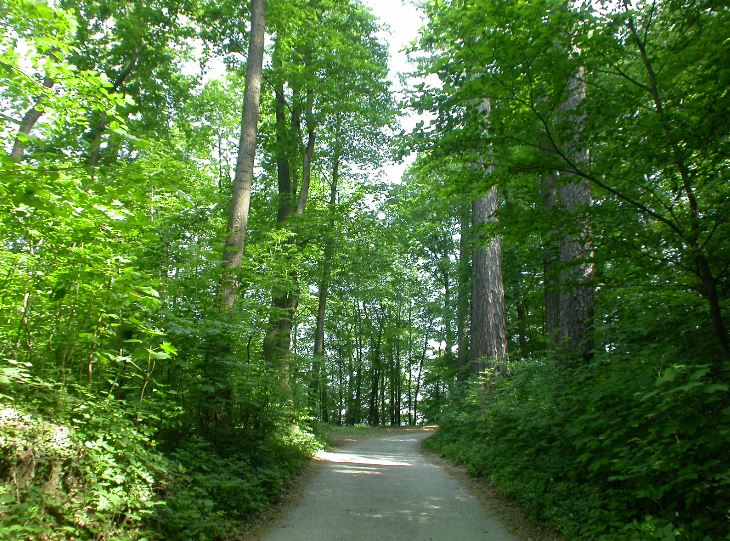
[[426, 358, 730, 540], [157, 425, 321, 540], [0, 368, 163, 540]]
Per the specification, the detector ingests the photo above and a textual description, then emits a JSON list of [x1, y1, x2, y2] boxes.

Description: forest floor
[[240, 427, 559, 541]]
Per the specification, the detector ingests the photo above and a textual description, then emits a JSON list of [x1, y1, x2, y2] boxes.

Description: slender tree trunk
[[368, 313, 383, 426], [441, 257, 455, 378], [624, 6, 728, 361], [262, 39, 297, 383], [220, 0, 266, 310], [407, 302, 413, 425], [11, 75, 54, 162], [312, 116, 340, 421], [470, 185, 508, 374], [412, 333, 427, 426], [87, 52, 138, 166], [395, 323, 401, 426], [352, 299, 364, 424], [296, 89, 316, 215], [515, 287, 529, 353]]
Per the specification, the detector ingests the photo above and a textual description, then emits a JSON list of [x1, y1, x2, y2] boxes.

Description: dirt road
[[258, 430, 520, 541]]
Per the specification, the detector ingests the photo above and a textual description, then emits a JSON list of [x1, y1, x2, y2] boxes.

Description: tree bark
[[456, 203, 471, 383], [311, 118, 340, 421], [541, 173, 561, 349], [368, 311, 383, 426], [470, 185, 508, 374], [11, 75, 54, 162], [557, 73, 594, 364], [412, 333, 427, 425], [220, 0, 266, 310], [310, 116, 340, 422], [296, 89, 316, 215], [262, 38, 297, 382]]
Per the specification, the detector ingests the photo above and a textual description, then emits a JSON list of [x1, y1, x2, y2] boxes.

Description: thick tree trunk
[[11, 75, 54, 162], [541, 174, 561, 348], [456, 204, 471, 383], [557, 73, 594, 364], [220, 0, 266, 310], [470, 185, 508, 375], [558, 179, 594, 363]]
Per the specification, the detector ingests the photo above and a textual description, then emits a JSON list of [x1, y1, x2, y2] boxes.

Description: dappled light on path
[[315, 449, 412, 467], [260, 430, 519, 541]]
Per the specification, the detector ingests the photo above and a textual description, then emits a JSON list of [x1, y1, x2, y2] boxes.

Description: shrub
[[426, 357, 730, 540]]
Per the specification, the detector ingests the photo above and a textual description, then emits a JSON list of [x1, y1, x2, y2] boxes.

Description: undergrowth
[[0, 364, 323, 540], [424, 357, 730, 540]]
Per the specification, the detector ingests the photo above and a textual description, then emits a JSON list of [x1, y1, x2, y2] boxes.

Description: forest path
[[256, 429, 520, 541]]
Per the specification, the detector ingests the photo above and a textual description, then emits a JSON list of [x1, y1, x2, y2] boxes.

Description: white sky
[[362, 0, 425, 182]]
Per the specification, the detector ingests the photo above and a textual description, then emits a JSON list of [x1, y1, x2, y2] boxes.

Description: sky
[[361, 0, 426, 182]]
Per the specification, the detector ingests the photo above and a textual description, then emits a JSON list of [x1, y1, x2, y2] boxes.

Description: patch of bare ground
[[419, 439, 563, 541]]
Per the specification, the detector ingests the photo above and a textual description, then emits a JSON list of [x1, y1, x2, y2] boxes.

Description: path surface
[[259, 430, 520, 541]]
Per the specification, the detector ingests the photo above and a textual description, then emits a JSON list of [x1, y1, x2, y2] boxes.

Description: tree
[[220, 0, 267, 310]]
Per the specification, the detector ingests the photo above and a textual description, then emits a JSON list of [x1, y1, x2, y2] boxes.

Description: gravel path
[[258, 430, 520, 541]]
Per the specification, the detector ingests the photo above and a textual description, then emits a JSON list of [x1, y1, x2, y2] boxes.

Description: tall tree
[[220, 0, 267, 310], [470, 184, 508, 374]]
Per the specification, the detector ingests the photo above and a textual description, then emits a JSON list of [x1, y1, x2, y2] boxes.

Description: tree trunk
[[262, 37, 298, 384], [470, 185, 508, 374], [624, 8, 728, 361], [541, 174, 561, 349], [412, 333, 427, 426], [557, 73, 594, 364], [219, 0, 266, 310], [456, 203, 471, 383], [441, 256, 455, 377], [11, 75, 54, 162], [296, 89, 316, 215], [368, 313, 383, 426], [311, 116, 340, 421]]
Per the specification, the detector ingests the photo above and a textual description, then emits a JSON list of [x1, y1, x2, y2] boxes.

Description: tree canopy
[[0, 0, 728, 539]]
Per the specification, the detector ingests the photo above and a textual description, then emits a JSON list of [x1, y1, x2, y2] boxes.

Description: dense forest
[[1, 0, 728, 539]]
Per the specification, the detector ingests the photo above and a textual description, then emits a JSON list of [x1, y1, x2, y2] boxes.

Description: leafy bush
[[0, 366, 164, 540], [425, 358, 730, 540], [0, 363, 323, 541], [156, 425, 321, 540]]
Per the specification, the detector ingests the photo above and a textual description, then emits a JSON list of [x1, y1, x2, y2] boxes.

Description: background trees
[[412, 0, 730, 538], [1, 0, 728, 538]]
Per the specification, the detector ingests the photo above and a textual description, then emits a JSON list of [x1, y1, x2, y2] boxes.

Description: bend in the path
[[258, 429, 520, 541]]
